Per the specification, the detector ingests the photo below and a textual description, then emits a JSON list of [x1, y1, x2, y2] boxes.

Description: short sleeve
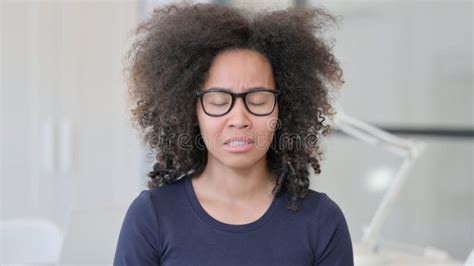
[[313, 193, 354, 266], [114, 190, 162, 266]]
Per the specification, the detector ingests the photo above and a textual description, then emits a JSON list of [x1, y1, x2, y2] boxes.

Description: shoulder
[[298, 189, 349, 239], [121, 176, 188, 232], [114, 176, 188, 263], [306, 189, 346, 223], [147, 176, 187, 198], [114, 187, 166, 264], [301, 189, 353, 265], [139, 175, 191, 216], [293, 189, 346, 223], [281, 188, 349, 239], [127, 176, 186, 210]]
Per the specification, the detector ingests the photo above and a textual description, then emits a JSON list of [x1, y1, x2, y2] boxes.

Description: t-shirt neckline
[[183, 173, 284, 233]]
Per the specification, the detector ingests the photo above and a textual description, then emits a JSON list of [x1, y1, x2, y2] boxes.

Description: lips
[[223, 136, 255, 153]]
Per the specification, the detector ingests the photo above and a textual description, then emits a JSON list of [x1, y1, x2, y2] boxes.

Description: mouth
[[223, 137, 255, 153], [224, 137, 255, 145]]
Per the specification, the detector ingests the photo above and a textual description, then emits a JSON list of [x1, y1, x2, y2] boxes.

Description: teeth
[[228, 141, 248, 147]]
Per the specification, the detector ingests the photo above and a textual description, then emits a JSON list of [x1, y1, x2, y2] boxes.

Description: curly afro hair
[[125, 2, 344, 211]]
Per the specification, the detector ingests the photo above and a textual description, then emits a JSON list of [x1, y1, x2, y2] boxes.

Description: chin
[[223, 161, 256, 170], [219, 152, 266, 169]]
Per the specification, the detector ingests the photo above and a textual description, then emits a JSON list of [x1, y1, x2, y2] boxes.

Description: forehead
[[204, 49, 275, 91]]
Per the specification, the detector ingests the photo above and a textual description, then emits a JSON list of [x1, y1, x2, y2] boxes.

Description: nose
[[227, 97, 251, 129]]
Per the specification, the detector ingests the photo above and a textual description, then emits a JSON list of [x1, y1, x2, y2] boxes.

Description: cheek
[[196, 102, 210, 133], [196, 109, 223, 151], [265, 108, 280, 133], [253, 117, 278, 150]]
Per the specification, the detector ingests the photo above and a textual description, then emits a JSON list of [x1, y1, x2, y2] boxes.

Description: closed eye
[[248, 102, 266, 106], [210, 102, 229, 106]]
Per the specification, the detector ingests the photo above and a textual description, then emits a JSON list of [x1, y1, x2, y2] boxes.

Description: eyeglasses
[[196, 87, 280, 117]]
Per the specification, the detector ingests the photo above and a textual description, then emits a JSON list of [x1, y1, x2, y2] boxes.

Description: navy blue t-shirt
[[114, 174, 353, 266]]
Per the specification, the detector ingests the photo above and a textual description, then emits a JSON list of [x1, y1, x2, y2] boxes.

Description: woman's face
[[196, 49, 279, 170]]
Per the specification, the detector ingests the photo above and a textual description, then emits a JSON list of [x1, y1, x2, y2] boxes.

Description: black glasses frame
[[196, 88, 281, 117]]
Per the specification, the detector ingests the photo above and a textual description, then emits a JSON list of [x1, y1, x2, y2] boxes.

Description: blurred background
[[1, 0, 472, 265]]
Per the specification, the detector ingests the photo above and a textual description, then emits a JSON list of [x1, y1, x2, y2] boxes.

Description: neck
[[195, 157, 276, 203]]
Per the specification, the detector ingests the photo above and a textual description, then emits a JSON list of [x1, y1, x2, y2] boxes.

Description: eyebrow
[[205, 86, 274, 92]]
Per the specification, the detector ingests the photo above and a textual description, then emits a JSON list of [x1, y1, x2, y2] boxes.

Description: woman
[[114, 2, 353, 265]]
